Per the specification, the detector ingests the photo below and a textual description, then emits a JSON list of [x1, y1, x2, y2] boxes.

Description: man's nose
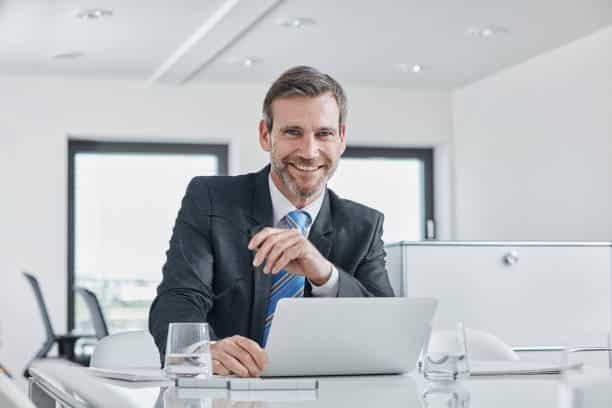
[[298, 133, 319, 159]]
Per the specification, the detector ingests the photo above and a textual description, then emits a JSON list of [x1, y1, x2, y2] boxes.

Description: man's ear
[[339, 124, 347, 155], [259, 119, 272, 152]]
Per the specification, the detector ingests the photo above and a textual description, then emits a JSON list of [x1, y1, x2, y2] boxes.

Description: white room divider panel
[[386, 241, 612, 367]]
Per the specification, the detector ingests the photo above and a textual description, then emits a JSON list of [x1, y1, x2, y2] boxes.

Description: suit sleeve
[[148, 178, 215, 364], [336, 213, 395, 297]]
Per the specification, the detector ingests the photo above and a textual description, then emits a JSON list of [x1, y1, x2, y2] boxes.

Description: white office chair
[[559, 371, 612, 408], [428, 328, 519, 361], [0, 374, 36, 408], [30, 360, 139, 407], [90, 330, 161, 369]]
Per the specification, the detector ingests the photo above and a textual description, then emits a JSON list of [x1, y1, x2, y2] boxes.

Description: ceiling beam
[[148, 0, 285, 85]]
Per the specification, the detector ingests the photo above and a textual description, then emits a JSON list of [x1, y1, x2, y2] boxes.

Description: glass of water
[[164, 322, 213, 378], [421, 322, 470, 382]]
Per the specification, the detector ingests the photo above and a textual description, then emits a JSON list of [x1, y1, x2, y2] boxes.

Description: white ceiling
[[0, 0, 611, 88]]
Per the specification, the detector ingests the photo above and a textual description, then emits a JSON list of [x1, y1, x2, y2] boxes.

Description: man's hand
[[248, 227, 332, 286], [210, 335, 268, 377]]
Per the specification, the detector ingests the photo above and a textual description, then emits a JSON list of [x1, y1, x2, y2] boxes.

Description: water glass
[[421, 322, 470, 382], [164, 322, 213, 378]]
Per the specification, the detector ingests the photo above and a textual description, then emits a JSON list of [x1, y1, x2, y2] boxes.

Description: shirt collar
[[268, 171, 325, 231]]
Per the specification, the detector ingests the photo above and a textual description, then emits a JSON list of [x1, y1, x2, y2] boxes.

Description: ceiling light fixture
[[242, 58, 256, 67], [466, 26, 509, 38], [395, 63, 429, 73], [275, 17, 316, 28], [73, 8, 113, 20], [228, 57, 262, 67], [50, 51, 84, 59]]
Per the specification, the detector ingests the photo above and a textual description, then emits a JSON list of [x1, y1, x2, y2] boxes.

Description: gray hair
[[262, 66, 347, 131]]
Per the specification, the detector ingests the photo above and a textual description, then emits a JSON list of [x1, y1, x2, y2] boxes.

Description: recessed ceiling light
[[51, 51, 84, 59], [228, 57, 262, 67], [73, 8, 113, 20], [275, 17, 316, 28], [395, 63, 429, 73], [466, 26, 509, 38]]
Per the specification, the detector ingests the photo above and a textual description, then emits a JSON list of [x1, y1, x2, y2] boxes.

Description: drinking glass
[[421, 322, 470, 382], [164, 322, 213, 378]]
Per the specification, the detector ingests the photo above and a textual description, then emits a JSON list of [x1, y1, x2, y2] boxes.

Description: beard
[[270, 154, 339, 200]]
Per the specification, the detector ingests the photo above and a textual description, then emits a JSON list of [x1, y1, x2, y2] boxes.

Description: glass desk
[[27, 360, 611, 407]]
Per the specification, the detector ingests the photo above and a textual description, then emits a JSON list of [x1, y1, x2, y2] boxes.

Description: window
[[328, 147, 434, 242], [68, 140, 228, 333]]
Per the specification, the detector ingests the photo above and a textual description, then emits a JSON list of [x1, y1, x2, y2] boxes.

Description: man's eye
[[285, 129, 300, 136], [318, 131, 334, 137]]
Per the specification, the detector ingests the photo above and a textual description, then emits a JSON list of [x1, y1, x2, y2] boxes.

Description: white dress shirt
[[268, 173, 339, 296]]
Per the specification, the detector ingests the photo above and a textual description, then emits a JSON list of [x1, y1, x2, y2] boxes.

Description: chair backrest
[[559, 371, 612, 408], [90, 330, 160, 369], [0, 363, 11, 378], [428, 328, 520, 361], [74, 287, 109, 339], [22, 272, 55, 343], [0, 373, 36, 408]]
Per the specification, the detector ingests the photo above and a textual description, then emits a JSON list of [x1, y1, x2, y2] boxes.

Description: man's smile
[[288, 163, 325, 173]]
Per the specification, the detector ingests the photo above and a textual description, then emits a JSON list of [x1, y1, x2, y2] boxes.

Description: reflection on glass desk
[[27, 360, 612, 408]]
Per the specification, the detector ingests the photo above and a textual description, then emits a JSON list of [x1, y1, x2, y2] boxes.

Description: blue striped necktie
[[262, 210, 312, 346]]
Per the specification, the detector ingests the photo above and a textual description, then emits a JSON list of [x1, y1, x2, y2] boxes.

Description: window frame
[[342, 146, 435, 240], [67, 140, 228, 331]]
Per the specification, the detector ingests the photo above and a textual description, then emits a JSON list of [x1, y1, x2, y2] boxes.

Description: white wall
[[452, 25, 612, 241], [0, 77, 451, 377]]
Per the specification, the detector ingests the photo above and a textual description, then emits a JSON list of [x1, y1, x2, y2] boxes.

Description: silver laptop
[[261, 297, 437, 377]]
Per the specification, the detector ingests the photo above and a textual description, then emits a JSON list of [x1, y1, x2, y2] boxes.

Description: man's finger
[[263, 234, 303, 273], [224, 340, 261, 377], [213, 359, 230, 376], [252, 230, 297, 268], [270, 244, 302, 275], [217, 351, 250, 378], [267, 241, 303, 275], [248, 227, 283, 250], [235, 336, 268, 370]]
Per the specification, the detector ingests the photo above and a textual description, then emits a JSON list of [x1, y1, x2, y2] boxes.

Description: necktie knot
[[285, 210, 311, 235]]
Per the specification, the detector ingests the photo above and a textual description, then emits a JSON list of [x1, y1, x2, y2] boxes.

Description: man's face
[[259, 92, 346, 206]]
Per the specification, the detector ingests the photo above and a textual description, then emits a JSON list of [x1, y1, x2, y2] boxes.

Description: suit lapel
[[305, 190, 335, 296], [247, 167, 274, 346]]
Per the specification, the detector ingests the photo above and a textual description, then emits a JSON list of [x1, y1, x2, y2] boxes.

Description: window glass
[[329, 157, 425, 242], [72, 149, 223, 333]]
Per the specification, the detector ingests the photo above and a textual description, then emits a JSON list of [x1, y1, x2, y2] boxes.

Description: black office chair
[[74, 287, 109, 339], [22, 272, 87, 377], [0, 363, 11, 378]]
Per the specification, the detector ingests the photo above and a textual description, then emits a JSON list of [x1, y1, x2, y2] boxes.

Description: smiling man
[[149, 66, 394, 378]]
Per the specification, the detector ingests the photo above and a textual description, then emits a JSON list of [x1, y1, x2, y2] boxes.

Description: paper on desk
[[470, 360, 583, 376], [88, 367, 169, 382]]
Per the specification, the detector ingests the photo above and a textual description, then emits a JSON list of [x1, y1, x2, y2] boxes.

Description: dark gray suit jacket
[[149, 166, 394, 360]]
